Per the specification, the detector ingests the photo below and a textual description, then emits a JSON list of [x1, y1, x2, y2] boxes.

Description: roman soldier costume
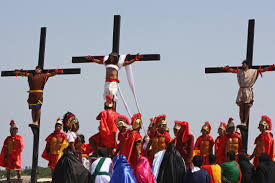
[[42, 118, 67, 169], [253, 115, 274, 167], [120, 113, 143, 169], [194, 121, 214, 165]]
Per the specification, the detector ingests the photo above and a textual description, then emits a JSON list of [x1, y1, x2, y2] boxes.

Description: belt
[[240, 86, 250, 88], [105, 78, 120, 83], [27, 90, 43, 93]]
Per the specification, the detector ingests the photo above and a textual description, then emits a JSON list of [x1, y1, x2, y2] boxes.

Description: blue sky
[[1, 1, 275, 167]]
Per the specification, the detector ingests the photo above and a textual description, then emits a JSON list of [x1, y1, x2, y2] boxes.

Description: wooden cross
[[72, 15, 160, 69], [205, 19, 275, 153], [1, 27, 81, 183]]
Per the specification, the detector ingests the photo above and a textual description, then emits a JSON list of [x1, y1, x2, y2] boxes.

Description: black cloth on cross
[[254, 153, 275, 183], [238, 153, 255, 183], [53, 146, 92, 183], [157, 143, 186, 183]]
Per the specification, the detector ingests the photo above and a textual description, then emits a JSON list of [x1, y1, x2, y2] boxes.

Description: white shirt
[[91, 157, 113, 183], [67, 131, 77, 143]]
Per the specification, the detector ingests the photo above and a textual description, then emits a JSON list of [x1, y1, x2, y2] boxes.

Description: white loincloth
[[236, 69, 258, 105], [103, 81, 119, 102]]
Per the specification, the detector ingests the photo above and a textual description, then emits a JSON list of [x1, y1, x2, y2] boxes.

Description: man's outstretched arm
[[123, 54, 143, 66], [86, 55, 104, 64], [221, 66, 238, 73]]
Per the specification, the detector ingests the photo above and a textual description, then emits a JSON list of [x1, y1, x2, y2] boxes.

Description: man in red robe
[[194, 121, 214, 165], [0, 120, 24, 182], [115, 114, 131, 155], [146, 114, 172, 166], [120, 113, 143, 169], [89, 95, 118, 156], [251, 115, 274, 168], [18, 66, 63, 126], [215, 122, 227, 164], [174, 121, 194, 169], [42, 118, 67, 177], [217, 118, 242, 164]]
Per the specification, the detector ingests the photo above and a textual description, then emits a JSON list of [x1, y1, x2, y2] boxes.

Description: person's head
[[55, 118, 63, 132], [104, 95, 114, 110], [155, 114, 167, 133], [9, 120, 18, 137], [201, 121, 211, 136], [116, 115, 129, 132], [173, 122, 181, 136], [78, 134, 85, 144], [192, 155, 203, 167], [147, 118, 155, 134], [238, 152, 249, 162], [131, 113, 142, 131], [63, 112, 79, 133], [105, 52, 119, 65], [218, 122, 226, 136], [242, 60, 250, 70], [227, 118, 235, 136], [226, 151, 236, 162], [209, 154, 217, 165], [258, 115, 272, 133], [35, 66, 42, 74]]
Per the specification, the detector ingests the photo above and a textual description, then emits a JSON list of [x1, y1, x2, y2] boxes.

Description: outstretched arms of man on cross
[[85, 54, 143, 66]]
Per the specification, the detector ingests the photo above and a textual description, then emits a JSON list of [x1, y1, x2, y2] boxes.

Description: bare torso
[[106, 67, 118, 79]]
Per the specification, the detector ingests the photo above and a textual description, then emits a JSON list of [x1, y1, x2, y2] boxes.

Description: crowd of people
[[0, 94, 274, 183]]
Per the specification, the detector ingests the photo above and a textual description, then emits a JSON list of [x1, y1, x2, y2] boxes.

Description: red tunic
[[0, 135, 24, 170], [42, 131, 67, 168], [194, 135, 214, 165], [253, 131, 274, 167], [217, 133, 241, 164], [174, 127, 194, 169], [118, 129, 131, 154], [120, 130, 142, 169], [96, 109, 119, 148], [214, 135, 224, 158], [27, 73, 56, 108]]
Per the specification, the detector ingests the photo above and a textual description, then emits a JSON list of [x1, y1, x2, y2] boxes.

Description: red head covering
[[219, 122, 227, 131], [155, 114, 166, 128], [262, 115, 272, 131], [203, 121, 211, 134], [131, 113, 142, 125], [10, 120, 15, 126], [106, 94, 112, 104], [175, 121, 191, 143], [117, 114, 130, 125]]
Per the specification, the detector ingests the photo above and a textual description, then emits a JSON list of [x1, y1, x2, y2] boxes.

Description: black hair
[[192, 155, 203, 167], [104, 52, 119, 65], [227, 151, 236, 161], [242, 60, 251, 68], [209, 154, 217, 165], [35, 65, 42, 70], [78, 134, 85, 144], [238, 152, 249, 162]]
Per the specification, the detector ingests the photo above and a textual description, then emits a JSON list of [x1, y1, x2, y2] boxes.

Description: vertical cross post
[[112, 15, 121, 54], [30, 27, 47, 183]]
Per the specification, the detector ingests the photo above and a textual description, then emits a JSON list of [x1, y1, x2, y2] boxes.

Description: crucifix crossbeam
[[1, 27, 81, 183], [72, 15, 160, 64], [1, 28, 80, 77], [205, 19, 275, 153]]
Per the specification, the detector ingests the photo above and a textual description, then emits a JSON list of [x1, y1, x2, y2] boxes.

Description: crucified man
[[86, 52, 143, 110], [222, 60, 274, 126], [16, 66, 63, 126]]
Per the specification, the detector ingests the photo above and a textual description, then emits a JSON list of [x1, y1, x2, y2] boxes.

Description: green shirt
[[220, 161, 241, 183]]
